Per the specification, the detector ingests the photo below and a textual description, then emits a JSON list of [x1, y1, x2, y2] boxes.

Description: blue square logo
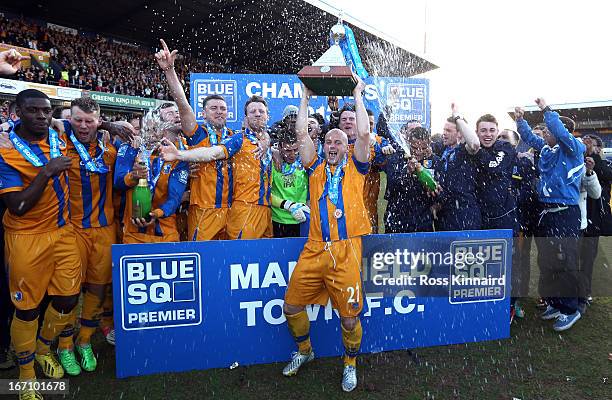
[[173, 281, 195, 302], [386, 82, 428, 129]]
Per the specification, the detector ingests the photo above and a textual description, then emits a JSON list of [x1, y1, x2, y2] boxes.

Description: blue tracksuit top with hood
[[516, 111, 585, 206]]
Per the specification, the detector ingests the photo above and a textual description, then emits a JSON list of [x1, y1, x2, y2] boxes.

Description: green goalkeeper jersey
[[271, 162, 308, 225]]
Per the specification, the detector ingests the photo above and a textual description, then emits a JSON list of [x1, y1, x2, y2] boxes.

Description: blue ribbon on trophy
[[329, 23, 369, 79]]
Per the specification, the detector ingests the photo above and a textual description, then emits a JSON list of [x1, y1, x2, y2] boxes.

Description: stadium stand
[[0, 15, 226, 101]]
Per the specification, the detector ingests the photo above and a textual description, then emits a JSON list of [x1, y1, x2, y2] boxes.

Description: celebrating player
[[54, 97, 118, 376], [270, 130, 309, 238], [433, 110, 481, 230], [383, 126, 440, 233], [0, 89, 81, 399], [155, 38, 239, 240], [160, 95, 272, 239], [459, 108, 518, 233], [225, 96, 273, 239], [515, 99, 585, 331], [114, 115, 189, 244], [281, 78, 371, 392]]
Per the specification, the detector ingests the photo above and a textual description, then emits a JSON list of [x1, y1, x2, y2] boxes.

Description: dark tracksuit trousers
[[273, 221, 301, 238], [535, 203, 581, 314], [436, 204, 481, 232], [516, 217, 540, 298], [578, 234, 598, 299], [482, 211, 521, 306]]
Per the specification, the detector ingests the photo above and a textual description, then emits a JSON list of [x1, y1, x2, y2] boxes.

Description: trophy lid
[[330, 23, 346, 45]]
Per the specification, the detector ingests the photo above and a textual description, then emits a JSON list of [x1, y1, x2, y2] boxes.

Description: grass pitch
[[4, 296, 608, 400]]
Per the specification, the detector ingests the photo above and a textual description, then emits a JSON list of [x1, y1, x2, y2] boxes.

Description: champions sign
[[190, 73, 430, 133], [112, 230, 511, 378]]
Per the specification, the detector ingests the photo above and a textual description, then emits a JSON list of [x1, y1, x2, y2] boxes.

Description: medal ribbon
[[245, 128, 272, 171], [10, 127, 61, 167], [206, 123, 227, 146], [69, 131, 109, 174], [324, 154, 348, 207], [442, 146, 456, 172], [138, 145, 163, 194], [281, 159, 301, 176], [148, 157, 164, 194], [146, 139, 183, 195]]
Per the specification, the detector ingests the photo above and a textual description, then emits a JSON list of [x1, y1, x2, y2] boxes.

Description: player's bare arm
[[159, 137, 226, 162], [295, 84, 316, 166], [155, 39, 198, 136], [352, 76, 370, 164], [452, 103, 480, 154]]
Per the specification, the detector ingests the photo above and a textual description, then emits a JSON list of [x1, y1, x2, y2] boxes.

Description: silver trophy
[[138, 107, 175, 162], [297, 17, 358, 96]]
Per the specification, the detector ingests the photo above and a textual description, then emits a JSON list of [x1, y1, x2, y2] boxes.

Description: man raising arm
[[155, 39, 197, 136], [514, 98, 585, 332], [155, 39, 239, 240], [281, 78, 371, 393], [160, 95, 273, 240]]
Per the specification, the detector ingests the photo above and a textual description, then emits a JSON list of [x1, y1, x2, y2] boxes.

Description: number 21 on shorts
[[346, 283, 360, 305]]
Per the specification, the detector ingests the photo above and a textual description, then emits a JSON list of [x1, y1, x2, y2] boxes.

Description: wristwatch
[[542, 106, 553, 113], [452, 115, 464, 123]]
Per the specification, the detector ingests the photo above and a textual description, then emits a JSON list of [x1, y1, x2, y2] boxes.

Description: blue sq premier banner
[[190, 73, 430, 132], [448, 239, 507, 304], [119, 253, 201, 331], [112, 230, 511, 378]]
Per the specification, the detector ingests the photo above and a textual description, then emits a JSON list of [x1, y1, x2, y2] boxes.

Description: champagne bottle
[[415, 163, 437, 192], [132, 178, 152, 219], [404, 152, 438, 192]]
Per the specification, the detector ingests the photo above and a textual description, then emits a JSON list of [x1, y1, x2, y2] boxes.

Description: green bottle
[[415, 164, 438, 192], [132, 178, 152, 219]]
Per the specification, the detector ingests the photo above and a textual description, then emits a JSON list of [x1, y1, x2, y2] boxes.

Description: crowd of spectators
[[0, 15, 226, 100], [0, 100, 11, 122]]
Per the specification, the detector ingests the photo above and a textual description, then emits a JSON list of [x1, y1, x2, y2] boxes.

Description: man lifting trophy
[[283, 17, 373, 393], [298, 18, 368, 95]]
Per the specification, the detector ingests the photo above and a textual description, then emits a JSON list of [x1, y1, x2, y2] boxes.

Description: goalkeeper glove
[[281, 200, 310, 223]]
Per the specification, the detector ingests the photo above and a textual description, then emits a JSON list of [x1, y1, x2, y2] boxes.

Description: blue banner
[[190, 73, 430, 134], [112, 230, 512, 378]]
